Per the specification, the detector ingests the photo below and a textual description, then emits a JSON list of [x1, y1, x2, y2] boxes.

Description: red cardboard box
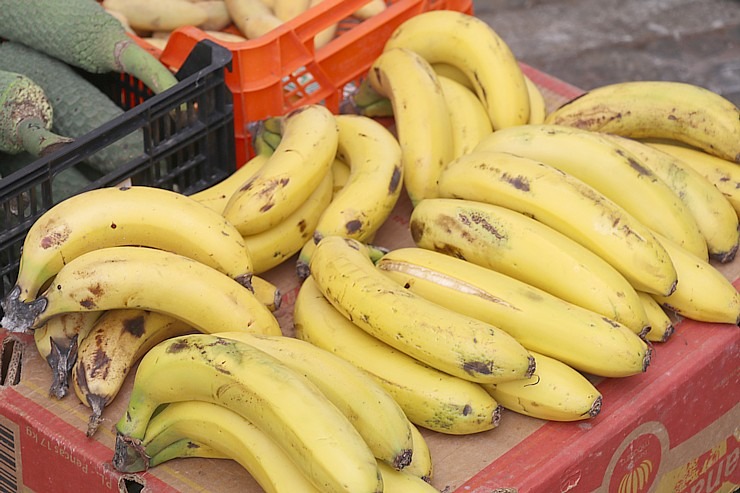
[[0, 68, 738, 493]]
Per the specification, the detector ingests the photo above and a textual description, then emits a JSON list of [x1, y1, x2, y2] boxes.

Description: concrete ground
[[472, 0, 740, 105]]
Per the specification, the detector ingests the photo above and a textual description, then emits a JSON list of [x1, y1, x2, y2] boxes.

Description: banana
[[273, 0, 310, 21], [524, 74, 547, 124], [250, 275, 282, 312], [352, 0, 386, 19], [474, 123, 709, 262], [377, 462, 439, 493], [225, 0, 283, 40], [214, 331, 414, 470], [2, 246, 281, 336], [405, 422, 433, 482], [544, 80, 740, 163], [481, 351, 602, 422], [331, 157, 351, 195], [1, 185, 255, 310], [309, 235, 535, 384], [147, 438, 227, 468], [383, 10, 529, 130], [242, 169, 333, 274], [293, 276, 503, 435], [72, 309, 195, 437], [296, 114, 403, 278], [367, 47, 454, 205], [438, 75, 494, 159], [189, 153, 269, 213], [431, 62, 473, 90], [33, 311, 102, 399], [651, 234, 740, 325], [437, 149, 678, 297], [139, 401, 322, 492], [637, 290, 675, 343], [222, 104, 338, 236], [377, 247, 651, 377], [602, 134, 739, 263], [113, 334, 383, 493], [645, 141, 740, 218], [409, 198, 655, 331]]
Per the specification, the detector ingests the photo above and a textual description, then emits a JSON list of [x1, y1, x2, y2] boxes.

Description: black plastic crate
[[0, 40, 236, 312]]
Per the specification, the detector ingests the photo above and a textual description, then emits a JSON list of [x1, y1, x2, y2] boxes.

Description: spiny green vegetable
[[0, 70, 73, 157], [0, 42, 143, 175], [1, 0, 178, 95]]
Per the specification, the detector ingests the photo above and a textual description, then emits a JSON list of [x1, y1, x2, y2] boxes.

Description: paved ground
[[473, 0, 740, 105]]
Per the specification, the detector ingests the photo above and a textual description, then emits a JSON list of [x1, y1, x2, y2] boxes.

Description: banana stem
[[116, 40, 178, 95]]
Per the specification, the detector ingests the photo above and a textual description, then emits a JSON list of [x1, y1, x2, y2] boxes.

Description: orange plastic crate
[[136, 0, 473, 167]]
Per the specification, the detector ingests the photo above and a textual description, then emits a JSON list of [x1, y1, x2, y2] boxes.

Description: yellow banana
[[72, 309, 195, 437], [215, 331, 414, 470], [437, 149, 678, 297], [242, 169, 333, 274], [331, 157, 351, 195], [524, 74, 547, 124], [367, 47, 454, 205], [147, 438, 227, 467], [377, 462, 439, 493], [309, 235, 535, 384], [33, 311, 102, 399], [352, 0, 386, 19], [113, 334, 383, 493], [651, 234, 740, 324], [481, 351, 602, 422], [2, 185, 255, 308], [384, 10, 529, 129], [222, 104, 338, 235], [140, 401, 322, 492], [189, 153, 269, 213], [296, 114, 403, 277], [377, 247, 651, 377], [250, 275, 282, 312], [545, 80, 740, 163], [475, 123, 708, 261], [405, 422, 433, 482], [293, 276, 503, 435], [438, 75, 493, 159], [645, 141, 740, 218], [225, 0, 282, 40], [409, 198, 656, 331], [637, 290, 675, 343], [273, 0, 310, 21], [602, 134, 739, 263], [2, 246, 281, 336]]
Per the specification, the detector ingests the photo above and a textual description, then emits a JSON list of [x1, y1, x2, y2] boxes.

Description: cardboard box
[[1, 68, 738, 493]]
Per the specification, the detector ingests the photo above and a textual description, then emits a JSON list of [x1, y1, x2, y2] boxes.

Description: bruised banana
[[481, 351, 602, 422], [72, 309, 195, 437], [545, 80, 740, 163], [138, 401, 322, 492], [651, 234, 740, 325], [113, 334, 383, 493], [438, 75, 493, 159], [384, 10, 529, 129], [475, 124, 708, 262], [309, 236, 535, 384], [602, 134, 739, 263], [33, 311, 102, 399], [367, 47, 454, 205], [296, 114, 403, 277], [2, 246, 281, 336], [637, 291, 675, 343], [214, 331, 414, 470], [293, 276, 503, 435], [437, 149, 678, 297], [377, 247, 651, 377], [223, 104, 338, 236], [189, 153, 269, 213], [242, 170, 333, 274], [2, 186, 255, 310], [409, 198, 653, 332]]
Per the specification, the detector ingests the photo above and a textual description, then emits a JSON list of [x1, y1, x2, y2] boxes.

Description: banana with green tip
[[545, 80, 740, 163], [438, 75, 493, 159], [215, 331, 414, 471], [113, 334, 383, 493], [377, 247, 651, 377], [293, 276, 503, 435], [367, 47, 454, 206], [1, 186, 256, 311], [409, 198, 655, 331], [475, 124, 708, 261], [296, 114, 403, 278], [384, 10, 529, 130], [309, 236, 535, 384], [2, 246, 281, 336], [223, 104, 339, 236], [636, 291, 675, 343], [481, 351, 602, 422], [72, 309, 195, 438], [437, 149, 678, 297]]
